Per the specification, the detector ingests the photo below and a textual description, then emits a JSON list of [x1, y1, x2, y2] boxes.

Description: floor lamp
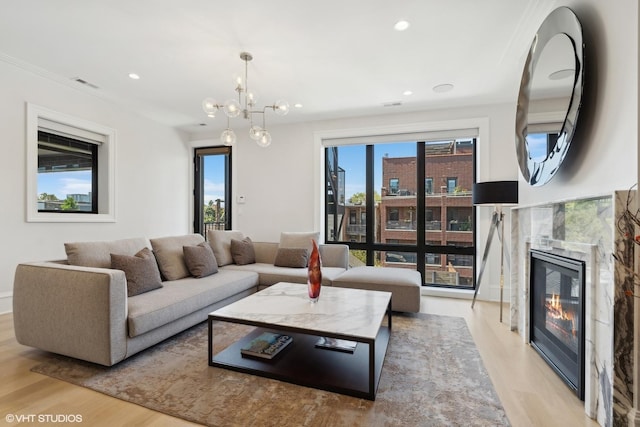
[[471, 180, 518, 322]]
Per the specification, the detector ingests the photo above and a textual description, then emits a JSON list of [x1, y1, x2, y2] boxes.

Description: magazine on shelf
[[315, 337, 357, 353], [240, 332, 293, 360]]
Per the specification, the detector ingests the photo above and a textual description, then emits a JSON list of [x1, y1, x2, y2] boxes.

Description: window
[[389, 178, 399, 195], [27, 104, 116, 222], [349, 211, 357, 224], [37, 131, 98, 213], [194, 146, 231, 236], [447, 177, 458, 193], [324, 136, 476, 289], [425, 177, 433, 194]]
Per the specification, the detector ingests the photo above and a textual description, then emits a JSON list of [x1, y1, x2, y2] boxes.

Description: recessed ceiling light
[[433, 83, 454, 93], [403, 90, 413, 96], [128, 73, 140, 80], [548, 69, 574, 80], [294, 103, 303, 108], [394, 20, 410, 31]]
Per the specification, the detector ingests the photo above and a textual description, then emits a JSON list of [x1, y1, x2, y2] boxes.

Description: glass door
[[194, 146, 231, 237]]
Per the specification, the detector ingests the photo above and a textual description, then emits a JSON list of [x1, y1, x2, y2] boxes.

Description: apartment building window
[[349, 211, 357, 224], [324, 135, 477, 289], [447, 177, 458, 193], [26, 103, 116, 222], [194, 146, 231, 237], [389, 178, 399, 195], [425, 177, 433, 194]]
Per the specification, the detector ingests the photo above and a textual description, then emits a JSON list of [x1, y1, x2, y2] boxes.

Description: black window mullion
[[416, 142, 426, 283], [365, 145, 375, 265]]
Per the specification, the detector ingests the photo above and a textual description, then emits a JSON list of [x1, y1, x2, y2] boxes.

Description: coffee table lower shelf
[[208, 323, 390, 400]]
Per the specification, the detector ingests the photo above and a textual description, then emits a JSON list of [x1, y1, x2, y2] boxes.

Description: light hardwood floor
[[0, 296, 598, 427]]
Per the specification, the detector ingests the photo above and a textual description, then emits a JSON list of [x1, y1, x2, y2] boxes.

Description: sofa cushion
[[230, 237, 256, 265], [150, 234, 205, 281], [207, 230, 244, 266], [332, 266, 422, 313], [127, 270, 259, 337], [183, 242, 218, 278], [274, 248, 309, 268], [222, 263, 345, 287], [111, 247, 163, 297], [65, 237, 150, 268], [279, 231, 320, 253]]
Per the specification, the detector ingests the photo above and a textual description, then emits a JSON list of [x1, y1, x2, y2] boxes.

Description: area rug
[[31, 313, 509, 426]]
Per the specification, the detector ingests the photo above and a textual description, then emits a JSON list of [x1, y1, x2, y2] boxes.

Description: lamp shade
[[472, 181, 518, 205]]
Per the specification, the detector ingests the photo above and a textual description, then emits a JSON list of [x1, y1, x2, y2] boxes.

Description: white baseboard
[[0, 293, 12, 314]]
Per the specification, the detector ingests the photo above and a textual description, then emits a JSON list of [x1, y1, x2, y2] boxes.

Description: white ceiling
[[0, 0, 558, 136]]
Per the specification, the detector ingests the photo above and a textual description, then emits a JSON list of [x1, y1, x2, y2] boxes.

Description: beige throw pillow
[[150, 234, 205, 281], [279, 231, 320, 253], [111, 247, 163, 297], [274, 247, 309, 268], [207, 230, 244, 266], [230, 237, 256, 265], [183, 242, 218, 278]]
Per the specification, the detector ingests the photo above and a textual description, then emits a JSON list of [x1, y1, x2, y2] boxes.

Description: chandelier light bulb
[[233, 73, 244, 89], [249, 125, 263, 140], [221, 128, 237, 146], [274, 100, 290, 116], [202, 98, 218, 118], [223, 99, 241, 118], [256, 130, 272, 148], [247, 91, 257, 107]]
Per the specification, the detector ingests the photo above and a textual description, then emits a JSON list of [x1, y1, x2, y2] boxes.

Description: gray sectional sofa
[[13, 231, 421, 366]]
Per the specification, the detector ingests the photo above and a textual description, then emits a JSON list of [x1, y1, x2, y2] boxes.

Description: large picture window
[[324, 136, 476, 288]]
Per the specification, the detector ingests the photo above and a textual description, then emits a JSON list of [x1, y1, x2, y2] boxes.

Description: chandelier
[[202, 52, 289, 148]]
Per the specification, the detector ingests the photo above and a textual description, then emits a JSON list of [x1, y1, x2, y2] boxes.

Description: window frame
[[26, 103, 116, 223]]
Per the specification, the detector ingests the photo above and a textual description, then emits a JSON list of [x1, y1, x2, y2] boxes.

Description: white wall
[[0, 60, 191, 313]]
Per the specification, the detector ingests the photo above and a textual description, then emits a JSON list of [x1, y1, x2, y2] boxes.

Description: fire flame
[[546, 294, 577, 336]]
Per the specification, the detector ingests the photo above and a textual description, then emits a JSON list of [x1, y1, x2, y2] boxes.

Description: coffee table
[[208, 281, 392, 400]]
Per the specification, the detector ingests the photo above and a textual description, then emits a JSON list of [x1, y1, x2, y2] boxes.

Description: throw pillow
[[230, 237, 256, 265], [150, 234, 205, 281], [183, 242, 218, 278], [279, 231, 320, 253], [207, 230, 244, 266], [111, 247, 163, 297], [274, 247, 309, 268]]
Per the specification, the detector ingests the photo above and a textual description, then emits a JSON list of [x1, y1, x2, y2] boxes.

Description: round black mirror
[[515, 7, 584, 186]]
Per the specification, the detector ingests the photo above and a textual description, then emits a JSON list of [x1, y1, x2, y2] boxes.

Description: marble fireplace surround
[[510, 191, 634, 427]]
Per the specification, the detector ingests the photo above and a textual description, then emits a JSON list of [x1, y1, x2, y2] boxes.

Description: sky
[[38, 170, 92, 199], [337, 141, 429, 199], [203, 155, 226, 205]]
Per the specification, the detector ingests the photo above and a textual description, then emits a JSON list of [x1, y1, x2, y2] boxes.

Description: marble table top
[[210, 282, 391, 340]]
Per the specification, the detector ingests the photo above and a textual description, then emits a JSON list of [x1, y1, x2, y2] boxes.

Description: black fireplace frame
[[529, 249, 586, 400]]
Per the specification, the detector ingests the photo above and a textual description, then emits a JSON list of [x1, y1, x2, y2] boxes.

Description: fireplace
[[529, 249, 586, 400]]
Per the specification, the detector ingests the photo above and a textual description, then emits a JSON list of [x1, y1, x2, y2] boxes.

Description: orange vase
[[307, 239, 322, 302]]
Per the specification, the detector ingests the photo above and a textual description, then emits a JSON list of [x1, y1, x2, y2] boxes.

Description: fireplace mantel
[[509, 191, 635, 427]]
